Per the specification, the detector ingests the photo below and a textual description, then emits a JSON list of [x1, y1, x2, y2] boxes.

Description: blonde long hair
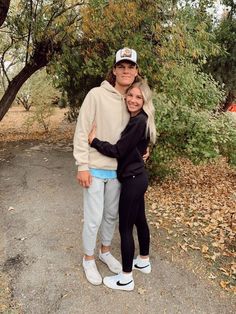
[[126, 79, 156, 144]]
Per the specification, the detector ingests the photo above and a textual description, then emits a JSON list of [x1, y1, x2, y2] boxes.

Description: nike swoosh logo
[[116, 280, 133, 286], [134, 264, 149, 269]]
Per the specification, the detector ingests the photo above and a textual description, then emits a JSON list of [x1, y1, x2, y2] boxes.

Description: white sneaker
[[82, 257, 102, 285], [132, 256, 151, 274], [103, 273, 134, 291], [99, 250, 122, 273]]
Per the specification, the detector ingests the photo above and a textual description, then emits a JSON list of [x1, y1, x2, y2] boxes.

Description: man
[[73, 47, 140, 285]]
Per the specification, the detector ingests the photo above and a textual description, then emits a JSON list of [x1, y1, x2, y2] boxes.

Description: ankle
[[122, 271, 133, 277], [100, 245, 111, 254], [84, 255, 95, 261], [139, 255, 149, 260]]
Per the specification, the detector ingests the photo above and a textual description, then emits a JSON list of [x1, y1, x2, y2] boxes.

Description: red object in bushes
[[228, 104, 236, 112]]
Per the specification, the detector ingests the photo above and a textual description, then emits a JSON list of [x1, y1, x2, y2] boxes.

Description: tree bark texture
[[0, 63, 43, 120], [0, 0, 10, 27], [0, 39, 61, 120]]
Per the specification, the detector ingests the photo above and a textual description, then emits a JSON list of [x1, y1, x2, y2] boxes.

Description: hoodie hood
[[100, 80, 122, 96]]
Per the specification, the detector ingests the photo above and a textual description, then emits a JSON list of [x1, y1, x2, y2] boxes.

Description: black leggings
[[118, 171, 150, 273]]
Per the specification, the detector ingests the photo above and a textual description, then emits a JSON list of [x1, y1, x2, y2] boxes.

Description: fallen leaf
[[220, 280, 229, 289], [230, 263, 236, 274], [188, 244, 200, 250], [151, 203, 157, 210], [201, 244, 209, 253], [138, 287, 146, 295], [219, 268, 230, 276], [230, 286, 236, 294], [208, 273, 217, 279], [179, 243, 188, 252]]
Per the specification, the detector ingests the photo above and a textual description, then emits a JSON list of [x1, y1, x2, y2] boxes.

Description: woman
[[88, 79, 156, 291]]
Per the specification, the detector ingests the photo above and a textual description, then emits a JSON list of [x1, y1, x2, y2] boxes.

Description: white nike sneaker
[[103, 273, 134, 291], [82, 257, 102, 285], [99, 250, 122, 274], [132, 256, 151, 274]]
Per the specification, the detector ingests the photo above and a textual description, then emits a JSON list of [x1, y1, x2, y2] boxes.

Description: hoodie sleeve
[[91, 114, 146, 159], [73, 90, 96, 171]]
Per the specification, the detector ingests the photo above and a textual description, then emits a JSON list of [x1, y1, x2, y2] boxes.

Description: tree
[[54, 0, 220, 108], [0, 0, 84, 121], [0, 0, 10, 27], [54, 0, 236, 169], [23, 69, 60, 132], [204, 0, 236, 110]]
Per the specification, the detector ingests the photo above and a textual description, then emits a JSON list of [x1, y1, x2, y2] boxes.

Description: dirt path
[[0, 141, 235, 314]]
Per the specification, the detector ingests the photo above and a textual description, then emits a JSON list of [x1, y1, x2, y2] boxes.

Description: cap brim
[[114, 59, 137, 65]]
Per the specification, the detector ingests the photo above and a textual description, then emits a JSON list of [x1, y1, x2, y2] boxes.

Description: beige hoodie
[[73, 80, 130, 171]]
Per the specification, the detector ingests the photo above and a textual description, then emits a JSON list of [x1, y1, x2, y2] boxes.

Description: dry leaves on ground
[[0, 106, 75, 143], [0, 272, 22, 313], [146, 158, 236, 294]]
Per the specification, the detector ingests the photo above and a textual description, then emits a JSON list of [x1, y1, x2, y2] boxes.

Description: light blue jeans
[[82, 177, 121, 256]]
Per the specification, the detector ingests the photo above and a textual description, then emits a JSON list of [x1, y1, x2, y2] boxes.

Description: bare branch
[[0, 37, 14, 84], [45, 0, 84, 31], [25, 0, 33, 65]]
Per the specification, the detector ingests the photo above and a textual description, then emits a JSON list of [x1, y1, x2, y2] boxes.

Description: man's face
[[113, 61, 138, 87]]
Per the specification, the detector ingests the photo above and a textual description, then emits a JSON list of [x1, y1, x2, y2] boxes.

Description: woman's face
[[126, 87, 144, 116]]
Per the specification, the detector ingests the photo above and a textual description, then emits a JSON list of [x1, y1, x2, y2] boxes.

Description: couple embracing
[[73, 47, 156, 291]]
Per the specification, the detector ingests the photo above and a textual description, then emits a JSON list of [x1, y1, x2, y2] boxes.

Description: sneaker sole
[[82, 260, 102, 285], [103, 278, 134, 291], [84, 271, 102, 285], [86, 278, 102, 285]]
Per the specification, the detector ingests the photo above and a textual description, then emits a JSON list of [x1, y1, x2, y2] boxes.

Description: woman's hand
[[143, 147, 150, 162], [88, 123, 96, 144]]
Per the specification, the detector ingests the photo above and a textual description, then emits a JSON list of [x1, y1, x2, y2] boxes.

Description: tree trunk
[[0, 38, 62, 120], [0, 62, 43, 120], [0, 0, 10, 27]]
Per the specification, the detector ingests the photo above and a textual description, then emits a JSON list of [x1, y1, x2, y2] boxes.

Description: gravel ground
[[0, 140, 235, 314]]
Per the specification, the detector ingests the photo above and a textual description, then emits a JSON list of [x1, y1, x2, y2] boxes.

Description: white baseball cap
[[115, 47, 137, 65]]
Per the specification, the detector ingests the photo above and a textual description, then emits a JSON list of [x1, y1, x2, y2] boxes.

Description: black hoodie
[[91, 110, 149, 181]]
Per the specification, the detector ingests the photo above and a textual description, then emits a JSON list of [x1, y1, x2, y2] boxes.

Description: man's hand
[[76, 170, 92, 188], [143, 147, 150, 162]]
